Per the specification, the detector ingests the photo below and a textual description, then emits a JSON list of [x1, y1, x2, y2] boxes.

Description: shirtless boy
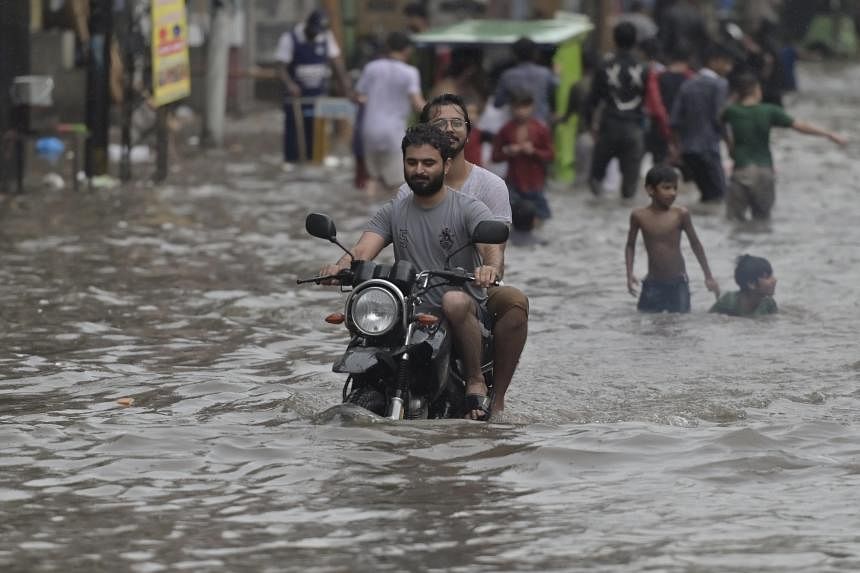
[[625, 165, 720, 312]]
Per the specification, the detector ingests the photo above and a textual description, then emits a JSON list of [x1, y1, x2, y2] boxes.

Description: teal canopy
[[411, 14, 595, 184], [412, 15, 593, 47]]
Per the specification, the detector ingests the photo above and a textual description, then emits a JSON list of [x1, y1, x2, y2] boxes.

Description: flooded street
[[2, 63, 860, 572]]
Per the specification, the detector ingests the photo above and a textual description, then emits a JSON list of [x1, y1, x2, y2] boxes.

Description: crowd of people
[[279, 3, 848, 420]]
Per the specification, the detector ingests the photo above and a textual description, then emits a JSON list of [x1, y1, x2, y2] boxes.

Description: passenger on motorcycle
[[321, 123, 504, 420], [401, 93, 530, 420]]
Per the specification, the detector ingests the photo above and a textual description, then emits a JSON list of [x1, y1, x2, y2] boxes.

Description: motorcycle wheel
[[345, 386, 386, 416]]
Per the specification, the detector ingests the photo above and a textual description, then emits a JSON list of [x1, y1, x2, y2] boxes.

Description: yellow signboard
[[151, 0, 190, 107]]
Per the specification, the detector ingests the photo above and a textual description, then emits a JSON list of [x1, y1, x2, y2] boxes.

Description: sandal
[[464, 392, 492, 421]]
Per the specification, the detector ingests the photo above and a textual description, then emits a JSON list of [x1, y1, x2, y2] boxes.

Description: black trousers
[[589, 120, 644, 199], [682, 151, 726, 202]]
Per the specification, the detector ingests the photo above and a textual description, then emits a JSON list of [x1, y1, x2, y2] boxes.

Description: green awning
[[412, 15, 593, 46]]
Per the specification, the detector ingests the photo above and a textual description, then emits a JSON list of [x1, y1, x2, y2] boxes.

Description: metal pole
[[1, 0, 31, 193], [155, 106, 167, 182], [85, 0, 113, 177], [203, 0, 232, 147], [236, 0, 255, 115], [120, 0, 134, 182]]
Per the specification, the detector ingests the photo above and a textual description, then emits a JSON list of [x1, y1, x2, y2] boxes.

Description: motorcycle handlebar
[[296, 269, 354, 285], [422, 270, 501, 287], [297, 268, 500, 287], [479, 277, 503, 287]]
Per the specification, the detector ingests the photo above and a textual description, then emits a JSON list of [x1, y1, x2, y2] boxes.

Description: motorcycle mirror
[[471, 220, 509, 245], [306, 213, 337, 241], [444, 220, 509, 269], [305, 212, 355, 262]]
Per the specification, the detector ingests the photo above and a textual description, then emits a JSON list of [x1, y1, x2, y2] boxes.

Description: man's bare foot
[[490, 394, 505, 414]]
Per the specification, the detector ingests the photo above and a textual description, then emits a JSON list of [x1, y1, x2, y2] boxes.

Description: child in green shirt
[[710, 255, 777, 317], [722, 74, 846, 221]]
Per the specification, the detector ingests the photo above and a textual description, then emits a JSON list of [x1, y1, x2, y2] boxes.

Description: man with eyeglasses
[[396, 93, 529, 422]]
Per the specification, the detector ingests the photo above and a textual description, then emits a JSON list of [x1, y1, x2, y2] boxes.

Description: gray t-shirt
[[494, 62, 558, 125], [356, 58, 422, 152], [396, 164, 512, 224], [670, 70, 728, 154], [366, 188, 494, 307]]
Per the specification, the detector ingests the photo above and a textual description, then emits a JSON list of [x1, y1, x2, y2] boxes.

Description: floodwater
[[1, 63, 860, 573]]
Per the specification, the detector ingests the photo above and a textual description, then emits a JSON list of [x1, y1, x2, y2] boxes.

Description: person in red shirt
[[462, 98, 484, 166], [492, 91, 555, 220]]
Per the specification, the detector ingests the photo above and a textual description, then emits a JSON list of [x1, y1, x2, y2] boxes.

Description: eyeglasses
[[429, 118, 467, 130]]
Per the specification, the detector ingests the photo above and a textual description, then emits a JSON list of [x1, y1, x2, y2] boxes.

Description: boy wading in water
[[722, 74, 847, 221], [626, 165, 720, 312], [710, 254, 778, 317]]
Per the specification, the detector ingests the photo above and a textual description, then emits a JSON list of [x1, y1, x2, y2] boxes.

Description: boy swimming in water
[[625, 165, 720, 312], [710, 254, 777, 316]]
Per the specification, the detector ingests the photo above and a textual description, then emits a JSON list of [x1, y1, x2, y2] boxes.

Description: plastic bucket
[[10, 76, 54, 106]]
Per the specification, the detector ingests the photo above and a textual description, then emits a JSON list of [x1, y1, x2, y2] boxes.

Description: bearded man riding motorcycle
[[397, 94, 530, 420], [321, 123, 504, 420]]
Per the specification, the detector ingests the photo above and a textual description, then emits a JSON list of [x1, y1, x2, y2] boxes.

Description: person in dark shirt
[[493, 37, 558, 126], [670, 44, 734, 204], [645, 48, 694, 165], [403, 2, 429, 33], [583, 22, 649, 199], [747, 19, 787, 106], [660, 0, 710, 66], [277, 10, 352, 167]]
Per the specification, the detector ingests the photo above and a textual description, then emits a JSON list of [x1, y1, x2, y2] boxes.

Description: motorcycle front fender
[[333, 346, 381, 374]]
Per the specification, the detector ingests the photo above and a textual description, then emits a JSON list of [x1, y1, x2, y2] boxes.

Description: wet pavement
[[1, 63, 860, 572]]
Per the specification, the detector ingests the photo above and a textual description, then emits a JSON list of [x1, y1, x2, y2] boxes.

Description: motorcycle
[[297, 212, 509, 420]]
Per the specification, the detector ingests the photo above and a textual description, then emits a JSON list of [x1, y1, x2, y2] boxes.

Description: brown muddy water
[[1, 64, 860, 572]]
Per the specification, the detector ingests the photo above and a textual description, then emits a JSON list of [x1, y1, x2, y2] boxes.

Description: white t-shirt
[[356, 58, 422, 152], [397, 164, 512, 224], [275, 24, 341, 64]]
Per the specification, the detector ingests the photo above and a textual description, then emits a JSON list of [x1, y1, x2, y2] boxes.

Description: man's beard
[[407, 170, 445, 197], [447, 134, 466, 156]]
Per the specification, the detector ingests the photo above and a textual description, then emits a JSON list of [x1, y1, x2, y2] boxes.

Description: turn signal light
[[325, 312, 345, 324], [416, 313, 439, 326]]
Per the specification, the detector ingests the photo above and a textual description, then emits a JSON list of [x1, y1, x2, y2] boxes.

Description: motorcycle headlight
[[350, 287, 399, 336]]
